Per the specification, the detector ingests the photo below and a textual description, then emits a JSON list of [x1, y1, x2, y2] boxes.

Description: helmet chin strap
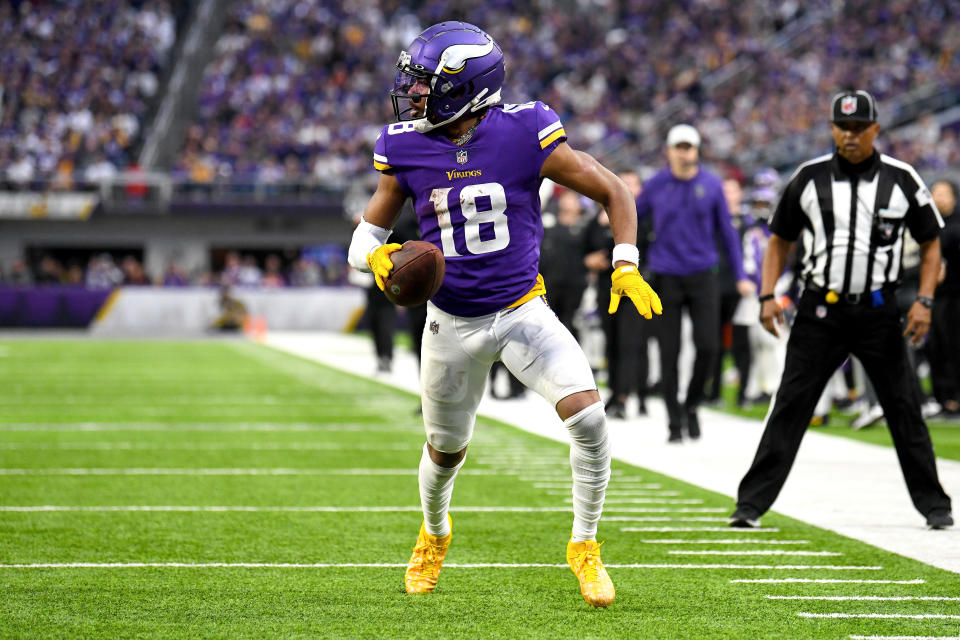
[[413, 88, 496, 133]]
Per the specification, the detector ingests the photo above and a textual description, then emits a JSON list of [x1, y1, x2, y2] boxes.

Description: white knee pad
[[564, 401, 608, 450]]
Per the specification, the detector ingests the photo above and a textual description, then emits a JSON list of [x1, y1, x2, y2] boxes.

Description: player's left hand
[[609, 265, 662, 319], [903, 301, 931, 346], [366, 243, 403, 291]]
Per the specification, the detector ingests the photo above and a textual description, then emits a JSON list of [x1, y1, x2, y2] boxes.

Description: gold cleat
[[404, 516, 452, 594], [566, 538, 615, 607]]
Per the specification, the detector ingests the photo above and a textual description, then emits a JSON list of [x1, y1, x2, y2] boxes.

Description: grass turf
[[0, 338, 958, 638]]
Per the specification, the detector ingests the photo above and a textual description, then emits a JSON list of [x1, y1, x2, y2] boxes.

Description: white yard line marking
[[0, 442, 419, 452], [583, 499, 704, 505], [733, 578, 924, 584], [0, 505, 730, 515], [603, 517, 728, 523], [0, 423, 422, 433], [549, 490, 679, 497], [621, 526, 780, 533], [670, 550, 841, 556], [0, 563, 885, 570], [0, 505, 581, 513], [534, 482, 660, 489], [769, 596, 960, 601], [647, 539, 810, 545], [605, 507, 727, 513], [0, 468, 520, 476], [800, 613, 960, 620]]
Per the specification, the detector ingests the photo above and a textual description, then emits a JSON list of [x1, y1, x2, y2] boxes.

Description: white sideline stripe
[[0, 468, 506, 476], [647, 539, 810, 545], [0, 563, 884, 570], [670, 550, 841, 556], [733, 578, 924, 584], [769, 596, 960, 601], [800, 613, 960, 620], [622, 527, 780, 533]]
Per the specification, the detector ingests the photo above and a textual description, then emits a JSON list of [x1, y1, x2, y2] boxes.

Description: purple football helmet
[[391, 22, 505, 132]]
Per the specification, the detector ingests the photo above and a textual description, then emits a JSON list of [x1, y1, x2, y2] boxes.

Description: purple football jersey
[[373, 102, 566, 317]]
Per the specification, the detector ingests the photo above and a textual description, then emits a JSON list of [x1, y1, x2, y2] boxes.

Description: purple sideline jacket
[[637, 167, 746, 281]]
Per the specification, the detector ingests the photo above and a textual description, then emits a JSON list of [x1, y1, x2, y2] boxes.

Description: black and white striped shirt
[[770, 151, 944, 294]]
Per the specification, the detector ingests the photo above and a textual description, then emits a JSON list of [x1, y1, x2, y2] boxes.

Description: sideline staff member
[[638, 125, 754, 442], [730, 90, 953, 530]]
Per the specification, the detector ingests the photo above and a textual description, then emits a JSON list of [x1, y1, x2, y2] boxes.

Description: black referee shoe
[[926, 509, 954, 530], [728, 507, 761, 528]]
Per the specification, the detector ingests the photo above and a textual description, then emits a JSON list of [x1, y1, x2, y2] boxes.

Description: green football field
[[1, 339, 958, 639]]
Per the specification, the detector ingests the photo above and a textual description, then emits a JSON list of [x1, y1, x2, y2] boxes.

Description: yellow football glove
[[366, 243, 402, 291], [609, 265, 663, 319]]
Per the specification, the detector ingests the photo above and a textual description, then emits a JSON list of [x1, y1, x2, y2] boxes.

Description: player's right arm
[[347, 172, 407, 288]]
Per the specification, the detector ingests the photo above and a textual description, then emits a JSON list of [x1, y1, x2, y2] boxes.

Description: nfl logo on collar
[[456, 149, 468, 165]]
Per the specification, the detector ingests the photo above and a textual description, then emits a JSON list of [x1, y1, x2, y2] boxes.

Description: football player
[[347, 21, 661, 608]]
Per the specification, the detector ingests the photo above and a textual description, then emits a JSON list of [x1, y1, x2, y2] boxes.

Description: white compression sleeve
[[418, 444, 464, 537], [564, 402, 610, 542], [347, 218, 393, 272]]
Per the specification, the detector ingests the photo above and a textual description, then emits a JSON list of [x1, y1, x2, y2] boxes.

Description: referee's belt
[[804, 282, 895, 306]]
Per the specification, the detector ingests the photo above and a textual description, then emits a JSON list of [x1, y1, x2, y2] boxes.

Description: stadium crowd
[[0, 247, 349, 288], [0, 0, 185, 190], [2, 0, 957, 189], [174, 0, 960, 187]]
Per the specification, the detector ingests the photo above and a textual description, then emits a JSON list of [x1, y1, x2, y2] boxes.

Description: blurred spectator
[[236, 254, 262, 286], [289, 257, 321, 287], [34, 255, 63, 284], [121, 255, 149, 285], [928, 180, 960, 417], [6, 260, 34, 286], [260, 253, 286, 287], [160, 262, 189, 286], [85, 253, 124, 289], [64, 261, 85, 286], [541, 189, 590, 340]]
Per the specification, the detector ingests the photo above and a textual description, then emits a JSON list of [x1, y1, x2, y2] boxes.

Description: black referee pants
[[736, 290, 951, 518]]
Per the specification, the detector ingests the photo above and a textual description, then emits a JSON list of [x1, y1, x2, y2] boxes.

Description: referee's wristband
[[611, 243, 639, 266], [758, 293, 776, 303]]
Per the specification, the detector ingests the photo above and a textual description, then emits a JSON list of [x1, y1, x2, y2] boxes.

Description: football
[[382, 241, 445, 306]]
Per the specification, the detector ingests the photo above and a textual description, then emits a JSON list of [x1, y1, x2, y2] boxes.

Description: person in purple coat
[[637, 125, 755, 442], [346, 22, 661, 607]]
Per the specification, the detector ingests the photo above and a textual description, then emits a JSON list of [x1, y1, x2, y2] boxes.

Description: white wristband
[[612, 243, 639, 266], [347, 218, 393, 272]]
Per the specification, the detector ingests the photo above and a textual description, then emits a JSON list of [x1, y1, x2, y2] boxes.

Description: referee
[[729, 90, 953, 530]]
